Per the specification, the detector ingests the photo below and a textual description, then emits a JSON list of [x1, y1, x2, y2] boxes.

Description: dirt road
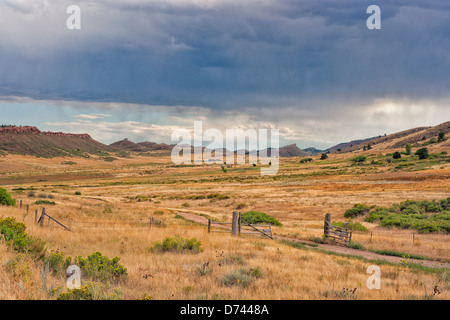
[[175, 211, 450, 270]]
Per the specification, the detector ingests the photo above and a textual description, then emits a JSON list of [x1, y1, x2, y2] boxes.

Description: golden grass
[[0, 152, 449, 300]]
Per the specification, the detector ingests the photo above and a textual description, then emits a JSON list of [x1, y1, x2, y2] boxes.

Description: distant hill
[[278, 144, 310, 157], [303, 147, 324, 155], [0, 126, 110, 158], [327, 121, 450, 153], [109, 139, 174, 152], [2, 121, 448, 159]]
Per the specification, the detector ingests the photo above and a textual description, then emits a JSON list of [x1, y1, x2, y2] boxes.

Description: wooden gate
[[324, 214, 352, 246], [208, 211, 273, 239]]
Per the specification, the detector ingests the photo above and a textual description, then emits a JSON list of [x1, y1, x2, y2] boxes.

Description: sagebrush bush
[[0, 188, 15, 206], [344, 203, 371, 218], [0, 217, 46, 258], [350, 155, 367, 163], [150, 235, 202, 254], [241, 211, 282, 227], [74, 252, 128, 282], [359, 197, 450, 233], [221, 267, 263, 287]]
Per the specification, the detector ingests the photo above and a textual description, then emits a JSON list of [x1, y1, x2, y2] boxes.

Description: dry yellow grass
[[0, 152, 449, 300]]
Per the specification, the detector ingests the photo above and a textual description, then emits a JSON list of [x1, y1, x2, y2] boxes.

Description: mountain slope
[[0, 126, 111, 158], [327, 121, 450, 153]]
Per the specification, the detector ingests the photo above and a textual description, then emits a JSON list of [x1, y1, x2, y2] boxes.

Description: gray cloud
[[1, 1, 449, 147]]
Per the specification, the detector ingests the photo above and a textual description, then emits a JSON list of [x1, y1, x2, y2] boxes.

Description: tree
[[438, 132, 445, 142], [392, 151, 402, 159], [415, 147, 429, 160], [350, 155, 367, 163], [320, 153, 328, 160], [0, 188, 15, 206], [405, 143, 412, 155]]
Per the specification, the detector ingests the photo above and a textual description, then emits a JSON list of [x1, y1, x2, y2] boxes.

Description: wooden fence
[[324, 213, 352, 246], [208, 211, 273, 239], [17, 200, 72, 231]]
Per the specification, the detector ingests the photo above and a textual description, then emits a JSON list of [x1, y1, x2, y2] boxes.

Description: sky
[[1, 0, 449, 149]]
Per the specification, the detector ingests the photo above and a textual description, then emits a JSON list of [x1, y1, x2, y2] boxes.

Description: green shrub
[[150, 235, 202, 254], [348, 241, 365, 250], [241, 211, 282, 227], [392, 151, 402, 159], [207, 193, 230, 200], [365, 207, 389, 223], [415, 147, 429, 159], [320, 154, 328, 160], [75, 191, 82, 196], [300, 158, 313, 163], [405, 143, 412, 155], [57, 284, 94, 300], [34, 200, 56, 205], [0, 217, 46, 258], [43, 250, 73, 275], [344, 203, 371, 218], [235, 203, 246, 210], [57, 282, 123, 300], [74, 252, 128, 282], [332, 220, 368, 232], [221, 267, 263, 287], [0, 188, 15, 206], [309, 235, 326, 244], [350, 155, 367, 163]]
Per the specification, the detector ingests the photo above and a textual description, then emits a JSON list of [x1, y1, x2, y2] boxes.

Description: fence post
[[208, 219, 211, 233], [39, 208, 45, 227], [232, 211, 240, 237], [238, 212, 241, 236], [20, 200, 22, 209], [324, 213, 331, 238]]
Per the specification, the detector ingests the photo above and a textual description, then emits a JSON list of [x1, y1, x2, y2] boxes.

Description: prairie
[[0, 148, 449, 300]]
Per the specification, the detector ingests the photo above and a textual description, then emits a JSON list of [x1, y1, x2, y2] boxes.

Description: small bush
[[57, 284, 94, 300], [75, 191, 82, 196], [241, 211, 282, 227], [332, 220, 368, 232], [350, 155, 367, 163], [235, 203, 246, 210], [415, 147, 429, 159], [344, 203, 371, 218], [348, 241, 365, 250], [150, 235, 202, 254], [300, 158, 313, 163], [405, 143, 412, 155], [309, 235, 326, 244], [0, 188, 15, 206], [365, 207, 389, 223], [320, 154, 328, 160], [207, 193, 230, 200], [57, 282, 123, 300], [221, 267, 263, 287], [34, 200, 56, 205], [74, 252, 128, 282], [392, 151, 402, 159], [0, 217, 46, 258], [43, 250, 72, 275]]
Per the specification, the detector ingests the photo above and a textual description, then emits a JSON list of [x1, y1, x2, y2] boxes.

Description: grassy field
[[0, 148, 449, 300]]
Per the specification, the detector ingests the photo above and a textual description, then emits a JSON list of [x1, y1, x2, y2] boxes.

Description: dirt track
[[176, 211, 450, 270]]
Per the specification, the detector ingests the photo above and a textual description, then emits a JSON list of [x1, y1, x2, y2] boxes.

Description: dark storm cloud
[[0, 0, 450, 111]]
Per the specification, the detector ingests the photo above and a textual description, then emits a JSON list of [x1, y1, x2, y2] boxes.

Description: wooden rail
[[324, 213, 352, 246], [208, 211, 273, 239]]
